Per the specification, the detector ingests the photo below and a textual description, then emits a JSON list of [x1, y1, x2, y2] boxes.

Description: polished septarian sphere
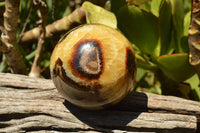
[[50, 24, 136, 109]]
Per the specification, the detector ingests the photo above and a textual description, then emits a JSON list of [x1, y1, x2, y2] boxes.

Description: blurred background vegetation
[[0, 0, 199, 101]]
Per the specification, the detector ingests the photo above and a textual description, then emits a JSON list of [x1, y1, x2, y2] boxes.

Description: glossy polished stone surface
[[50, 24, 136, 109]]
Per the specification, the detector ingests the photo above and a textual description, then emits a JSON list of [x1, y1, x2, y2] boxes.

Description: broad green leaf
[[127, 0, 150, 5], [177, 83, 191, 99], [157, 53, 195, 82], [183, 11, 191, 36], [186, 74, 199, 90], [82, 1, 117, 29], [166, 30, 175, 54], [171, 0, 184, 53], [186, 74, 200, 101], [117, 5, 160, 58], [111, 0, 126, 14], [151, 0, 163, 17], [180, 36, 189, 53], [139, 1, 151, 12], [184, 0, 192, 14], [159, 0, 172, 55], [136, 68, 146, 82]]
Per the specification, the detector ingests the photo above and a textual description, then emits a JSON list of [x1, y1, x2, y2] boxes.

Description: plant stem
[[29, 0, 47, 78], [0, 0, 28, 74], [19, 7, 85, 45], [136, 55, 158, 72]]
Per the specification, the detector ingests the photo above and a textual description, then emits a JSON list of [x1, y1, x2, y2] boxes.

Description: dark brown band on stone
[[126, 48, 136, 80], [70, 39, 104, 80], [52, 58, 102, 92]]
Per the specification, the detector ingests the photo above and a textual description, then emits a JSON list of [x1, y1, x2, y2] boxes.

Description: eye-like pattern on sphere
[[50, 24, 136, 110]]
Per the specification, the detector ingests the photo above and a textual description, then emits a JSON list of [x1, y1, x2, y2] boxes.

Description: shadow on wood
[[63, 92, 148, 130]]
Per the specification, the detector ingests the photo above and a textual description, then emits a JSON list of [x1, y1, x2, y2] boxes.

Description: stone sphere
[[50, 24, 136, 109]]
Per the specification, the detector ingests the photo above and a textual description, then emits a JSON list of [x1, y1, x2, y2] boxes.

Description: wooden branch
[[29, 0, 48, 78], [189, 0, 200, 78], [0, 73, 199, 132], [0, 0, 27, 74], [19, 7, 85, 45]]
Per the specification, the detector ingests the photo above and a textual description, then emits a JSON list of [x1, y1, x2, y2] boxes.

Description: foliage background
[[0, 0, 199, 101]]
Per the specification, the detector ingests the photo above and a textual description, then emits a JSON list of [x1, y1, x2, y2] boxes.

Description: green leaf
[[82, 1, 117, 29], [127, 0, 150, 5], [139, 1, 151, 12], [184, 0, 192, 14], [157, 53, 195, 82], [159, 0, 172, 55], [25, 49, 37, 60], [117, 5, 160, 58], [177, 83, 191, 99], [111, 0, 126, 14], [166, 30, 175, 54], [136, 54, 158, 71], [186, 74, 200, 101], [180, 36, 189, 53], [46, 0, 53, 11], [183, 11, 191, 36], [136, 68, 146, 82], [0, 1, 5, 7], [171, 0, 184, 53], [186, 75, 199, 90], [0, 55, 8, 72], [151, 0, 163, 17]]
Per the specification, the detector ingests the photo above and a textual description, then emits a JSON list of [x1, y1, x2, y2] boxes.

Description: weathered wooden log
[[0, 73, 199, 133]]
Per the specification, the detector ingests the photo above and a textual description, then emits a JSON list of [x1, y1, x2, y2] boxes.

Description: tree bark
[[0, 0, 28, 74], [189, 0, 200, 79], [0, 73, 199, 133]]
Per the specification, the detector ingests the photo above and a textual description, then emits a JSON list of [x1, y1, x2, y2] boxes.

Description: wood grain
[[0, 73, 199, 133]]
